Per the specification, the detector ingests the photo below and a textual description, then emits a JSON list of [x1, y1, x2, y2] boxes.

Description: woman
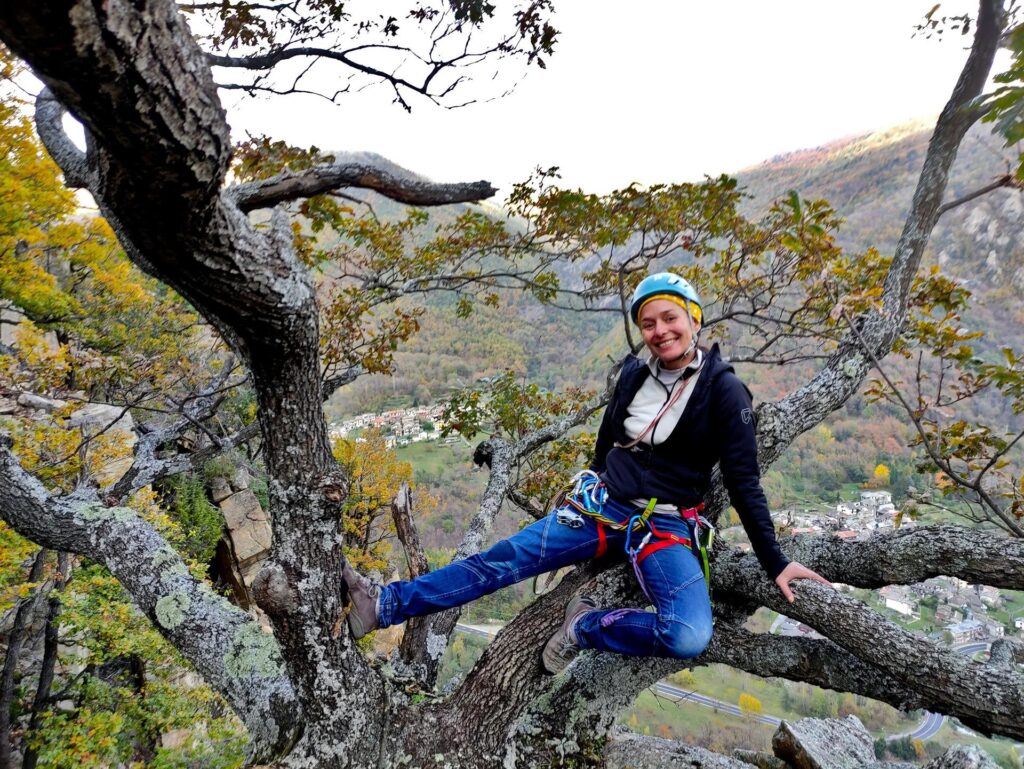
[[343, 272, 829, 673]]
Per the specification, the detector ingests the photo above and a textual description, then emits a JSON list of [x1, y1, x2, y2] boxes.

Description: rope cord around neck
[[617, 358, 702, 451]]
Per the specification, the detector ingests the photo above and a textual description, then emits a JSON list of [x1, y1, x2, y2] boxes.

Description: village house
[[945, 618, 985, 644], [935, 604, 964, 625], [880, 585, 918, 617], [860, 490, 892, 511]]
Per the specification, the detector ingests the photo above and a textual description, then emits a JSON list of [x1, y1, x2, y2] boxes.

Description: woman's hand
[[774, 561, 832, 603]]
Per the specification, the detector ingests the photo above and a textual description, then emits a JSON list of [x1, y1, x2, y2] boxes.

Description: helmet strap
[[666, 312, 700, 365]]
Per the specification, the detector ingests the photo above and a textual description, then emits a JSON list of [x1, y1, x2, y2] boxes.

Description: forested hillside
[[739, 120, 1023, 341]]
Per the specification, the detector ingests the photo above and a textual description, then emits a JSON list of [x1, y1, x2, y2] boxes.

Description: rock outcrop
[[606, 716, 1000, 769], [214, 469, 272, 608]]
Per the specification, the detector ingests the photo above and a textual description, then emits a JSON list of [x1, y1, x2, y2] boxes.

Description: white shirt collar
[[644, 347, 703, 377]]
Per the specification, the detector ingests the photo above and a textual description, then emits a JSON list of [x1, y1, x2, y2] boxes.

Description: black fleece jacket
[[589, 344, 788, 579]]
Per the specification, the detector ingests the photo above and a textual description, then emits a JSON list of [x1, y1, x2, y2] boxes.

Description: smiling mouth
[[655, 339, 678, 349]]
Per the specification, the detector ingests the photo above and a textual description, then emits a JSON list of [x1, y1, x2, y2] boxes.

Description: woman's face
[[638, 298, 701, 369]]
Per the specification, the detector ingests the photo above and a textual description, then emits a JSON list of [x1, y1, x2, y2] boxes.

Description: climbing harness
[[551, 471, 715, 598], [679, 503, 715, 586]]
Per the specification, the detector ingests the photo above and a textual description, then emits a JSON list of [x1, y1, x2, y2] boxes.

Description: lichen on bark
[[155, 592, 191, 629], [225, 622, 286, 680]]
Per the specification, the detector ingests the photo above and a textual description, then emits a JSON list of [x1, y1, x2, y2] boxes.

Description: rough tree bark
[[0, 1, 1020, 768], [21, 552, 70, 769], [0, 549, 47, 769]]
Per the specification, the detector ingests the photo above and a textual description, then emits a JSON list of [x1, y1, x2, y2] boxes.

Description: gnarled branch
[[229, 163, 496, 212], [34, 90, 93, 189], [714, 552, 1024, 739], [0, 433, 301, 759]]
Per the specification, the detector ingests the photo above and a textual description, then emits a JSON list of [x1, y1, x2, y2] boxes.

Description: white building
[[860, 490, 892, 505], [985, 621, 1005, 639], [880, 585, 917, 617]]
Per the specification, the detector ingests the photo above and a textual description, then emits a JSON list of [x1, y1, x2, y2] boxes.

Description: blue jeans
[[377, 496, 713, 659]]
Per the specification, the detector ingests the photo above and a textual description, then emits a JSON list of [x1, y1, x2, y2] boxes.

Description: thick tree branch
[[714, 550, 1024, 739], [22, 552, 70, 769], [750, 0, 1006, 478], [701, 622, 929, 712], [879, 0, 1003, 318], [0, 549, 48, 769], [0, 434, 301, 760], [394, 484, 443, 672], [9, 5, 231, 203], [779, 524, 1024, 589], [391, 483, 428, 580], [230, 163, 497, 212], [1, 7, 396, 757], [34, 90, 93, 188], [322, 365, 363, 400], [528, 612, 931, 733]]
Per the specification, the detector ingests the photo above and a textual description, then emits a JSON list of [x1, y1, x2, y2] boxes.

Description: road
[[650, 679, 781, 727], [455, 624, 989, 738], [899, 641, 990, 741]]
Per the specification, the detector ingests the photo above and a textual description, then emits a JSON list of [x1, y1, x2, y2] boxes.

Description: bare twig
[[936, 173, 1022, 217]]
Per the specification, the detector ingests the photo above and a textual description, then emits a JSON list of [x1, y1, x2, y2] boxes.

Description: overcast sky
[[222, 1, 994, 196]]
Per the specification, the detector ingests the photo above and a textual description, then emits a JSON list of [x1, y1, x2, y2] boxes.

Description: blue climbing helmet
[[629, 272, 702, 325]]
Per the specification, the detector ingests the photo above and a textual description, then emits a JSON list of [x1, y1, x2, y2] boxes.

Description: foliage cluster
[[0, 67, 249, 765], [333, 428, 438, 575], [163, 474, 226, 567], [442, 369, 596, 510]]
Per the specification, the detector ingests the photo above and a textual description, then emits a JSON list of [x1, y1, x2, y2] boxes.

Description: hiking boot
[[541, 595, 597, 674], [342, 561, 380, 640]]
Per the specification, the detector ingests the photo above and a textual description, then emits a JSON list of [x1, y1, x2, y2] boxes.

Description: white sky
[[220, 1, 999, 197]]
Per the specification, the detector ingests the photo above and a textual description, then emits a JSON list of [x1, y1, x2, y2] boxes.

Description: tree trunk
[[22, 553, 69, 769], [0, 549, 47, 769]]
